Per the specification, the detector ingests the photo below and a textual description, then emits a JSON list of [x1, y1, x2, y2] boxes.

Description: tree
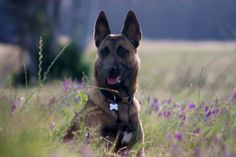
[[4, 0, 96, 84]]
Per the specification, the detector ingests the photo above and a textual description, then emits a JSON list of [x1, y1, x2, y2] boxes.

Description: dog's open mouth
[[107, 76, 121, 85]]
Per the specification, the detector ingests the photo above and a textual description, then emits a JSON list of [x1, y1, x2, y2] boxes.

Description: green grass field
[[0, 41, 236, 157]]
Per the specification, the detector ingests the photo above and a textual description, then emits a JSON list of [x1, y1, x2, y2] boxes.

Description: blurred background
[[0, 0, 236, 97]]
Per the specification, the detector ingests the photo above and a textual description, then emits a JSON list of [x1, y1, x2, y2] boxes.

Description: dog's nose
[[109, 66, 119, 76], [111, 66, 117, 71]]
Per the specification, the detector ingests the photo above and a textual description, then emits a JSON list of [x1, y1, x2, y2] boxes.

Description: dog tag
[[109, 103, 118, 111]]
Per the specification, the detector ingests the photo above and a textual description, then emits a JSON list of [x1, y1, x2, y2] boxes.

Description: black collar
[[99, 87, 134, 104]]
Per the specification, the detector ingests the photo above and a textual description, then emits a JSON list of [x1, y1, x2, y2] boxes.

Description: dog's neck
[[98, 87, 134, 104]]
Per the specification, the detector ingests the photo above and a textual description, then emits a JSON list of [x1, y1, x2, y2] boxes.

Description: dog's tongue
[[107, 76, 120, 85]]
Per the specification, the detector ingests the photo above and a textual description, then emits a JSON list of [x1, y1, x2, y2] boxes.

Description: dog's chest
[[101, 103, 133, 146]]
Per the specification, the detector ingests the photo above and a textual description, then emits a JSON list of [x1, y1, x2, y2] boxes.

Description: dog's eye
[[100, 47, 109, 58], [117, 46, 129, 57]]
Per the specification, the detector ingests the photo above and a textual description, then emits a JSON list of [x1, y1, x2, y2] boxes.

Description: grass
[[0, 40, 236, 157]]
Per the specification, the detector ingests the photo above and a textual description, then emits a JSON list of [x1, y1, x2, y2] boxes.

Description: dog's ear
[[122, 10, 141, 48], [94, 11, 111, 48]]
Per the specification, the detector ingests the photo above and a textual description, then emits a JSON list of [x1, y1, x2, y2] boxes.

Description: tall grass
[[0, 41, 236, 157]]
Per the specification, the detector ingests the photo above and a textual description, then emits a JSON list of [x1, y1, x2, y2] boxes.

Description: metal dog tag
[[109, 103, 118, 111]]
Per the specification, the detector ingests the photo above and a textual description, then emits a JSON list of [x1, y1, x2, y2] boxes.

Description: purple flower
[[187, 103, 196, 109], [73, 81, 85, 90], [193, 128, 201, 134], [212, 109, 220, 115], [174, 131, 184, 141], [205, 111, 212, 120], [233, 128, 236, 137], [147, 96, 151, 104], [163, 110, 171, 118], [151, 98, 158, 111], [162, 97, 171, 105], [232, 89, 236, 100], [12, 97, 24, 113], [63, 80, 70, 92], [204, 106, 209, 113]]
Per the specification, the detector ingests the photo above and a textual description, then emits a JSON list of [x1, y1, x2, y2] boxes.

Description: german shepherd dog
[[64, 10, 144, 157]]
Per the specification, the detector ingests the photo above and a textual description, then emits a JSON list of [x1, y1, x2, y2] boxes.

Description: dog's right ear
[[94, 11, 111, 48], [122, 10, 141, 48]]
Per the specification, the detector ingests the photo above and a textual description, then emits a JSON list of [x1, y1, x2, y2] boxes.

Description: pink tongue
[[107, 77, 119, 85]]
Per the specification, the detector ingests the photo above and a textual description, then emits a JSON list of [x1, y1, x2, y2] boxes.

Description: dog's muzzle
[[105, 64, 131, 86], [107, 66, 121, 85]]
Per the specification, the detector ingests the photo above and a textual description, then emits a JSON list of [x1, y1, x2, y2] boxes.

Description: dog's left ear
[[122, 10, 142, 48]]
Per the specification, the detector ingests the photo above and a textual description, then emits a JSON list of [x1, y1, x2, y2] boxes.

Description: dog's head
[[94, 10, 141, 91]]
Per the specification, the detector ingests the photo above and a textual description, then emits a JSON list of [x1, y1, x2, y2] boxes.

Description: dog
[[63, 10, 144, 157]]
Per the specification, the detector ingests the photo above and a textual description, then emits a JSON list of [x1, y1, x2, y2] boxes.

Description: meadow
[[0, 41, 236, 157]]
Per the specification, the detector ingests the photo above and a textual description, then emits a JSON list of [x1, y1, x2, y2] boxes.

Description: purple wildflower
[[205, 111, 212, 120], [212, 109, 220, 115], [187, 102, 196, 109], [204, 106, 209, 113], [162, 97, 171, 105], [205, 108, 220, 121], [232, 89, 236, 100], [151, 98, 158, 111], [193, 128, 201, 134], [147, 96, 151, 104], [73, 81, 85, 90], [174, 131, 184, 141], [163, 110, 171, 118], [12, 97, 24, 113], [233, 128, 236, 137], [63, 79, 70, 92]]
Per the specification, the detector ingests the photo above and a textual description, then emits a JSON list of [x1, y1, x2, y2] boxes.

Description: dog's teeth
[[117, 77, 121, 83]]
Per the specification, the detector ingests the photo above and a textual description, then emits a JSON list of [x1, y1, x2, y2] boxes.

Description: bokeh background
[[0, 0, 236, 97]]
